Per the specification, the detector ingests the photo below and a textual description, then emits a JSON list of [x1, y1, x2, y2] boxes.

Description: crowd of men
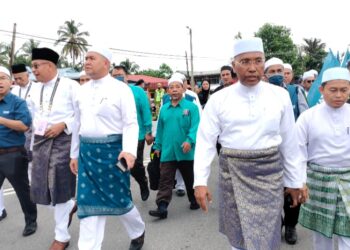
[[0, 37, 349, 250]]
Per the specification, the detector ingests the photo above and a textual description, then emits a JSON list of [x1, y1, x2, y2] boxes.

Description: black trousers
[[0, 149, 37, 225], [283, 194, 301, 227], [130, 140, 148, 189], [156, 160, 196, 205]]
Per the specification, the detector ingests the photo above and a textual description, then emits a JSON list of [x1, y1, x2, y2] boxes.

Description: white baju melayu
[[296, 102, 350, 250], [12, 81, 38, 182], [70, 74, 145, 250], [194, 81, 302, 188], [194, 80, 303, 248], [28, 74, 79, 243]]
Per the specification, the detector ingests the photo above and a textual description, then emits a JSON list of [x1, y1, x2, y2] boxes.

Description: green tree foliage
[[119, 58, 140, 74], [0, 42, 10, 67], [158, 63, 173, 78], [302, 38, 327, 72], [138, 63, 173, 78], [55, 20, 89, 67], [255, 23, 302, 74]]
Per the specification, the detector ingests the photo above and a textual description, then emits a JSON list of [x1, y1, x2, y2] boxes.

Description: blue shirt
[[0, 92, 32, 148]]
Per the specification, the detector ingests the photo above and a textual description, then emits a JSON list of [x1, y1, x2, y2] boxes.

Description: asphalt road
[[0, 151, 319, 250], [0, 119, 321, 250]]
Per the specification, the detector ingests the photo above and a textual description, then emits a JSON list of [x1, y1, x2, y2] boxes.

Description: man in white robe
[[193, 38, 304, 250], [297, 67, 350, 250]]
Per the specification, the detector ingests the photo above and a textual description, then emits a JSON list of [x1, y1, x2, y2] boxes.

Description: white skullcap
[[283, 63, 292, 71], [264, 57, 284, 71], [233, 37, 264, 58], [172, 72, 187, 82], [0, 66, 11, 77], [88, 47, 113, 62], [79, 71, 87, 77], [302, 71, 315, 81], [322, 67, 350, 83], [168, 74, 184, 85], [309, 69, 318, 76]]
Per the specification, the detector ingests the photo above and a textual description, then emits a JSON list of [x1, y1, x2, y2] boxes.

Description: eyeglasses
[[236, 58, 265, 67], [0, 76, 10, 81], [306, 80, 315, 83], [31, 62, 49, 69]]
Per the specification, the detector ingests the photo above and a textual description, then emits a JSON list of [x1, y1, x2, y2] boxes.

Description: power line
[[0, 29, 226, 61]]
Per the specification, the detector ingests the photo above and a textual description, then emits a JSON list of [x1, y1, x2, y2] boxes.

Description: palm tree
[[0, 42, 11, 67], [119, 58, 140, 74], [55, 20, 90, 66], [302, 38, 327, 71], [21, 39, 40, 55]]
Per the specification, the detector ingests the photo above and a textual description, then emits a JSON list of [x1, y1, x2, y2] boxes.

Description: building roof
[[127, 75, 168, 89]]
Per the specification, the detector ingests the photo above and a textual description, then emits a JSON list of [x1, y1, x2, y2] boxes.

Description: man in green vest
[[154, 83, 165, 119]]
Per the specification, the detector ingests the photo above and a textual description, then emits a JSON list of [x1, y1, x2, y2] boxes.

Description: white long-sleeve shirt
[[28, 74, 79, 135], [185, 89, 202, 115], [12, 81, 33, 100], [194, 81, 303, 188], [70, 74, 138, 159], [296, 102, 350, 182]]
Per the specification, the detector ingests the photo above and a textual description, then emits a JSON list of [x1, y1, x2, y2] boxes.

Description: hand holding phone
[[116, 157, 128, 172]]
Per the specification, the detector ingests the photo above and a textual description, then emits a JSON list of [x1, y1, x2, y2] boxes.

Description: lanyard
[[19, 81, 32, 100], [39, 77, 60, 113]]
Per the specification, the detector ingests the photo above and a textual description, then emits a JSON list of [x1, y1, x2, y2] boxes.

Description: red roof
[[127, 75, 168, 90]]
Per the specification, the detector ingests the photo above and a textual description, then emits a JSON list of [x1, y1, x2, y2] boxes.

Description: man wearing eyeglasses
[[301, 71, 315, 96], [0, 66, 37, 236], [11, 64, 38, 183], [28, 48, 79, 250], [194, 38, 304, 250]]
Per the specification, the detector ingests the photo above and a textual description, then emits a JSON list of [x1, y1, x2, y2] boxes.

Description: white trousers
[[78, 206, 145, 250], [49, 199, 75, 242], [27, 162, 32, 184], [313, 231, 350, 250], [231, 246, 243, 250], [0, 187, 4, 214], [175, 169, 185, 190]]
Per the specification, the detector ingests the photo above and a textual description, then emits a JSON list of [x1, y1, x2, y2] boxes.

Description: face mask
[[115, 76, 124, 82], [268, 74, 284, 86]]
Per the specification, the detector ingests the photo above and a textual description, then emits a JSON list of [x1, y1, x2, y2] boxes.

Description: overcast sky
[[1, 0, 349, 72]]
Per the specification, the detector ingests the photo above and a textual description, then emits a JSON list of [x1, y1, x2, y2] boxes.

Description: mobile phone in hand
[[116, 158, 128, 172]]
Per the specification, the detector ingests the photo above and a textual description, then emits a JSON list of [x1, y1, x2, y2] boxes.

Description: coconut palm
[[0, 42, 12, 67], [55, 20, 90, 66], [21, 39, 40, 55], [119, 58, 140, 74], [302, 38, 327, 71]]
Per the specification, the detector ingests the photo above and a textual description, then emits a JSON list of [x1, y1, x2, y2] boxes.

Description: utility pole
[[9, 23, 17, 68], [186, 26, 195, 90], [185, 51, 190, 79]]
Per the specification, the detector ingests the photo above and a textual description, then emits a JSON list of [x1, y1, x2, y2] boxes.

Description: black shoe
[[149, 208, 168, 219], [176, 189, 186, 197], [285, 226, 297, 245], [190, 202, 200, 210], [129, 231, 145, 250], [140, 185, 150, 201], [0, 209, 7, 221], [149, 202, 168, 219], [23, 221, 37, 237]]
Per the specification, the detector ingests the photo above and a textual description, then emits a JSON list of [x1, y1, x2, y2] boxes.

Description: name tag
[[34, 120, 48, 136]]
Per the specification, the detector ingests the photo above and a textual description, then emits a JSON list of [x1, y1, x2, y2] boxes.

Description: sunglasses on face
[[306, 80, 314, 83]]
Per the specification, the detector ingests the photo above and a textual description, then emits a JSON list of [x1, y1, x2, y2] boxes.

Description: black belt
[[0, 146, 24, 155]]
